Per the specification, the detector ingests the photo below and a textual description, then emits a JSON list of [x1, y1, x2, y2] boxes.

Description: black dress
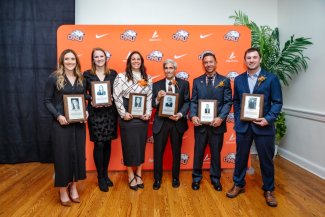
[[83, 70, 118, 142], [44, 73, 87, 187]]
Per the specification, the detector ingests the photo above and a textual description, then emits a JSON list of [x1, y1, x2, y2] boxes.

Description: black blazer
[[152, 78, 190, 134]]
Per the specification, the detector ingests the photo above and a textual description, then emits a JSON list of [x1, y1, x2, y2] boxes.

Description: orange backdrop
[[57, 25, 251, 171]]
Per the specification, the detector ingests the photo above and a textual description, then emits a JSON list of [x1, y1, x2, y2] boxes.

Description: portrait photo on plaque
[[240, 93, 264, 121], [198, 99, 217, 124], [91, 81, 111, 106], [63, 94, 86, 123], [128, 93, 147, 118], [158, 93, 179, 117]]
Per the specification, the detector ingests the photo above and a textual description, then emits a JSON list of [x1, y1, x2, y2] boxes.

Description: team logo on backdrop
[[198, 50, 215, 60], [149, 30, 161, 42], [226, 71, 239, 81], [226, 112, 234, 123], [224, 30, 240, 42], [176, 71, 189, 81], [67, 30, 85, 41], [172, 30, 189, 42], [180, 153, 189, 165], [226, 52, 239, 63], [224, 153, 236, 164], [104, 50, 111, 61], [146, 50, 163, 62], [203, 153, 210, 163], [120, 30, 137, 41], [226, 133, 236, 144]]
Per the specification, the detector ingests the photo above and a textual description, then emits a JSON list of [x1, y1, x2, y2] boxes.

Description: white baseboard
[[278, 147, 325, 180]]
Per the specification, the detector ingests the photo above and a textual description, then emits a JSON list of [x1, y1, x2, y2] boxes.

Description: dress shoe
[[59, 192, 71, 207], [264, 191, 278, 207], [135, 174, 144, 189], [98, 177, 108, 192], [68, 185, 81, 203], [211, 181, 222, 191], [226, 185, 245, 198], [153, 180, 161, 190], [172, 179, 180, 188], [192, 182, 200, 190], [105, 176, 114, 187], [129, 177, 138, 191]]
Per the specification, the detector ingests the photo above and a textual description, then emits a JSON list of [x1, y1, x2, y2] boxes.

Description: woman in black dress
[[113, 51, 152, 190], [44, 49, 87, 206], [83, 48, 118, 192]]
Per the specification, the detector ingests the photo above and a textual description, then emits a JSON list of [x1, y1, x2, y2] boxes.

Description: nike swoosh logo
[[174, 54, 187, 59], [95, 33, 109, 39], [200, 33, 212, 39], [151, 75, 161, 80]]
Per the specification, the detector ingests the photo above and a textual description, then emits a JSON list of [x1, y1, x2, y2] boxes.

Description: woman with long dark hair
[[83, 48, 118, 192], [113, 51, 152, 190]]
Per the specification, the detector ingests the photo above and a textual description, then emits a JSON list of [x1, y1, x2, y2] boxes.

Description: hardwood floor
[[0, 156, 324, 217]]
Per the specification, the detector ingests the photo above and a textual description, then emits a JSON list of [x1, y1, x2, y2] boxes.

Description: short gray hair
[[163, 59, 177, 70]]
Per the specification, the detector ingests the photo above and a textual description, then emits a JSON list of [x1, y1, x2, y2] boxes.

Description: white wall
[[278, 0, 325, 179], [76, 0, 325, 179]]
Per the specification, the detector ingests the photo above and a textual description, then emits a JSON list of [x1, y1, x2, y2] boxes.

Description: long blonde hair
[[90, 47, 110, 75], [56, 49, 83, 90]]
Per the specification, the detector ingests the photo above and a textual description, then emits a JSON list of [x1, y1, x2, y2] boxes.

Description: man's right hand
[[191, 116, 201, 126], [156, 90, 166, 101]]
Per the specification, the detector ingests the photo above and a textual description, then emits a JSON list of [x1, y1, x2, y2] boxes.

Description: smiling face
[[63, 52, 77, 71], [244, 51, 262, 73], [203, 55, 217, 75], [93, 50, 106, 68], [130, 53, 142, 71], [164, 62, 176, 80]]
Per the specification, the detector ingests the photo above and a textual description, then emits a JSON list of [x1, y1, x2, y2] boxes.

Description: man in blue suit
[[226, 48, 283, 207], [190, 52, 232, 191]]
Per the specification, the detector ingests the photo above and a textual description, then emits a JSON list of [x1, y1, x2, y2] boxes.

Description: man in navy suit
[[190, 52, 232, 191], [226, 48, 283, 207], [152, 59, 190, 190]]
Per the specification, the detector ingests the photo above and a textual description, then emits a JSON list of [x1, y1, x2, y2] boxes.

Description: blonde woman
[[44, 49, 87, 206]]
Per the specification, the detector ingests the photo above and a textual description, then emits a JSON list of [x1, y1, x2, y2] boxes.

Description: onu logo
[[227, 71, 239, 81], [224, 30, 240, 42], [120, 30, 137, 41], [172, 30, 189, 42], [180, 153, 189, 165], [67, 30, 85, 41], [198, 50, 215, 60], [224, 153, 236, 164], [105, 51, 111, 61], [227, 112, 234, 123], [176, 71, 189, 81], [146, 50, 163, 62]]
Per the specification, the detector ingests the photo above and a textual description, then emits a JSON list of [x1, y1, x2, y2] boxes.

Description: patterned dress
[[113, 72, 152, 166]]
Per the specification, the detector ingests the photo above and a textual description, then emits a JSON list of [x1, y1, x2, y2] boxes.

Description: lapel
[[161, 78, 167, 92], [242, 73, 251, 93], [175, 77, 180, 94], [198, 75, 208, 97], [253, 70, 266, 93]]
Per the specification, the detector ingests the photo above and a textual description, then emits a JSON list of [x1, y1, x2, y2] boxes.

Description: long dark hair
[[125, 51, 148, 82]]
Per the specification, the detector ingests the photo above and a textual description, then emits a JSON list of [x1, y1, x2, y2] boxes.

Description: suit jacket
[[233, 69, 283, 135], [152, 77, 190, 134], [190, 73, 232, 134]]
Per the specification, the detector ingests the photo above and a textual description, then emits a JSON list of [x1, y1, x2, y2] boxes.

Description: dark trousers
[[153, 119, 183, 181], [192, 126, 224, 183], [233, 125, 275, 191]]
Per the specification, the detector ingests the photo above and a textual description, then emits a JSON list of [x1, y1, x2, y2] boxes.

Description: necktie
[[168, 81, 173, 93], [207, 77, 214, 98]]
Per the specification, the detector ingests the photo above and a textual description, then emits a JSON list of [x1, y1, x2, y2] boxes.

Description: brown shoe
[[264, 191, 278, 207], [226, 185, 245, 198]]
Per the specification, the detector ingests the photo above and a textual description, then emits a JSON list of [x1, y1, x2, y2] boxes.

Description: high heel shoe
[[68, 184, 81, 203], [135, 174, 144, 189], [129, 177, 138, 191], [59, 191, 71, 207]]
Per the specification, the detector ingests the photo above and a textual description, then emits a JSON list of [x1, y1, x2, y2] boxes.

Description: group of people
[[44, 47, 282, 208]]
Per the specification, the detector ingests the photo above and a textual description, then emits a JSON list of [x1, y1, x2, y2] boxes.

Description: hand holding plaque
[[63, 94, 87, 123], [158, 93, 179, 117], [198, 99, 217, 124], [91, 81, 112, 107], [240, 93, 264, 121], [128, 93, 147, 118]]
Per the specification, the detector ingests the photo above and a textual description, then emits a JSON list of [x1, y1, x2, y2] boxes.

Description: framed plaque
[[91, 81, 111, 106], [240, 93, 264, 121], [198, 99, 217, 124], [158, 93, 179, 117], [63, 94, 86, 123], [128, 93, 147, 118]]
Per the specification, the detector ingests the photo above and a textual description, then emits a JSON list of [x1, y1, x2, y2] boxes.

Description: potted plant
[[229, 11, 312, 155]]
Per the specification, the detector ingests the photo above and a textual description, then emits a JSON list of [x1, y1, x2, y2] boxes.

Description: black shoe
[[135, 174, 144, 189], [172, 179, 180, 188], [129, 177, 138, 191], [211, 181, 222, 191], [105, 176, 114, 187], [98, 177, 108, 192], [192, 181, 200, 190], [153, 180, 161, 190]]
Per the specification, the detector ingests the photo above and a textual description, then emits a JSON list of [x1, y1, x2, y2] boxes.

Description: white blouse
[[113, 72, 152, 118]]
